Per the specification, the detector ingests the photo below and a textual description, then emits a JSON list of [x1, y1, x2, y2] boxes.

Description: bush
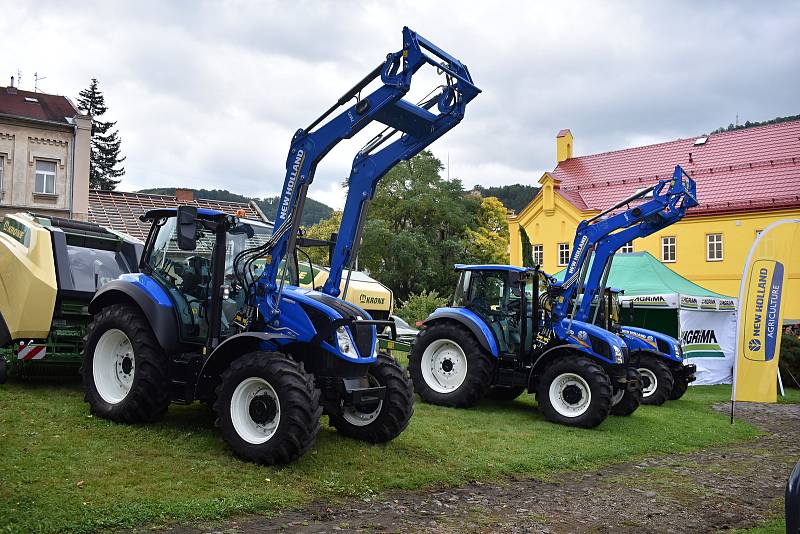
[[779, 335, 800, 389], [396, 290, 449, 325]]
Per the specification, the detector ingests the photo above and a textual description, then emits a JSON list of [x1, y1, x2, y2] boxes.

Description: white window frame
[[706, 233, 723, 261], [0, 155, 4, 193], [661, 236, 676, 263], [34, 159, 57, 195], [619, 241, 634, 254], [558, 242, 570, 266], [532, 244, 543, 266]]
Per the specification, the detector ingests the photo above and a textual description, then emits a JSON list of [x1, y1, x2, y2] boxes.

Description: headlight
[[674, 343, 682, 358], [612, 344, 624, 364], [336, 326, 359, 359]]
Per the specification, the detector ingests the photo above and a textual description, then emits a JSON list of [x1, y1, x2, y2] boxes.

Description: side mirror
[[177, 205, 198, 251]]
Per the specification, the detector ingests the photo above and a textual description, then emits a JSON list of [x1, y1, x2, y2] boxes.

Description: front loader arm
[[552, 165, 698, 323], [252, 27, 479, 320], [323, 33, 480, 297]]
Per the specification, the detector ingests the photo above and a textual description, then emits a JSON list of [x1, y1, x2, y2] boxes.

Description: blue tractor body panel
[[619, 326, 683, 364], [559, 318, 626, 365]]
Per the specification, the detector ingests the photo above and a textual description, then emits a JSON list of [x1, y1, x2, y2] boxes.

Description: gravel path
[[160, 403, 800, 534]]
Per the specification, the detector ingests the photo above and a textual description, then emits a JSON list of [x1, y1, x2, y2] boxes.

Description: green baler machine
[[0, 213, 142, 379]]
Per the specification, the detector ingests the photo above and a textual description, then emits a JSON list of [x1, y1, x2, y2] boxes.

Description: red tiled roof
[[552, 120, 800, 216], [88, 190, 258, 241], [0, 86, 79, 124]]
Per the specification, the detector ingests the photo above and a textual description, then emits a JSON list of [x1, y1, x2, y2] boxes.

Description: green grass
[[0, 382, 762, 533]]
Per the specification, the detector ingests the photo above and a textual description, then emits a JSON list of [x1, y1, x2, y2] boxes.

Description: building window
[[558, 243, 570, 266], [35, 160, 56, 195], [661, 236, 676, 263], [706, 234, 723, 261], [619, 241, 634, 254], [532, 244, 543, 266], [0, 156, 4, 192]]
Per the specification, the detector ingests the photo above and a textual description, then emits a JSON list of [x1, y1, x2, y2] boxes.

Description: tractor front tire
[[637, 354, 674, 406], [487, 385, 526, 401], [409, 322, 494, 408], [536, 354, 612, 428], [669, 373, 690, 400], [82, 304, 170, 423], [610, 367, 642, 417], [329, 353, 414, 443], [215, 351, 321, 465]]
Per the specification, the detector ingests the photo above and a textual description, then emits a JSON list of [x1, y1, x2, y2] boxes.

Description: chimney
[[175, 188, 194, 202], [6, 76, 17, 95], [556, 129, 573, 163]]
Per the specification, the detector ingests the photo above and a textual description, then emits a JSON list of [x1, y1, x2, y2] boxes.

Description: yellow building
[[509, 121, 800, 321]]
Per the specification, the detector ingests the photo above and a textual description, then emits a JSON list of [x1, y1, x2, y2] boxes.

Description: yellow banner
[[734, 221, 800, 402]]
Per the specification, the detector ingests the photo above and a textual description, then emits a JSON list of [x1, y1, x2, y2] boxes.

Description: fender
[[194, 332, 291, 399], [424, 307, 499, 358], [530, 343, 586, 375], [88, 274, 181, 354]]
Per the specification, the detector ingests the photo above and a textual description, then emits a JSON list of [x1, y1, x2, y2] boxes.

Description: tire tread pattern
[[81, 304, 170, 424], [329, 353, 414, 443], [214, 351, 322, 465]]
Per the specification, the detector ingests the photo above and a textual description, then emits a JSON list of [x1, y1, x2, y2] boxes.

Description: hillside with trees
[[137, 187, 334, 226], [473, 183, 539, 213], [712, 113, 800, 134]]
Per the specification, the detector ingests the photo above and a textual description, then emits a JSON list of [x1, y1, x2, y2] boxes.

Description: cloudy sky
[[4, 1, 798, 209]]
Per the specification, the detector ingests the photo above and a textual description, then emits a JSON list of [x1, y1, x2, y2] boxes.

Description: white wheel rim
[[230, 377, 281, 444], [92, 328, 135, 405], [611, 388, 625, 406], [549, 372, 592, 417], [421, 339, 468, 394], [342, 376, 383, 427], [638, 368, 658, 397]]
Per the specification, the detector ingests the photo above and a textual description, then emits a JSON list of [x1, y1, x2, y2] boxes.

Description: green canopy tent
[[555, 252, 738, 384]]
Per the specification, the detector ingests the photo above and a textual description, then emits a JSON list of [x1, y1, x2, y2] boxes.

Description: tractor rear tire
[[487, 385, 526, 401], [610, 367, 642, 417], [409, 322, 494, 408], [82, 304, 170, 423], [536, 354, 612, 428], [637, 354, 674, 406], [215, 351, 321, 465], [669, 373, 690, 400], [329, 353, 414, 443]]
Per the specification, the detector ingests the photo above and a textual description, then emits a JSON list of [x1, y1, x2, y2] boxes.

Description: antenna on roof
[[16, 69, 22, 88], [34, 72, 47, 93]]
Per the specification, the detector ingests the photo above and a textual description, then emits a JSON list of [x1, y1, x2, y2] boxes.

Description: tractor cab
[[140, 207, 273, 345], [452, 264, 543, 357]]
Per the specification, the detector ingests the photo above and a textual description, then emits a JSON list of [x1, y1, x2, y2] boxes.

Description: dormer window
[[24, 97, 39, 103]]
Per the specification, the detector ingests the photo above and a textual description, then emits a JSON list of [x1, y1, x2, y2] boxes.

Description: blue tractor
[[81, 27, 480, 464], [409, 166, 697, 428], [595, 288, 696, 404]]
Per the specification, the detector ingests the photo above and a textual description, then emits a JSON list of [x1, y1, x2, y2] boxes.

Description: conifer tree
[[520, 227, 534, 267], [77, 78, 125, 190]]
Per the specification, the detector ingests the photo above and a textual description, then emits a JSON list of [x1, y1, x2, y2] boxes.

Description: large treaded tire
[[487, 385, 526, 401], [536, 354, 612, 429], [408, 322, 494, 408], [82, 304, 170, 423], [637, 353, 674, 406], [214, 351, 321, 465], [669, 372, 690, 400], [329, 353, 414, 443], [610, 367, 642, 417]]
